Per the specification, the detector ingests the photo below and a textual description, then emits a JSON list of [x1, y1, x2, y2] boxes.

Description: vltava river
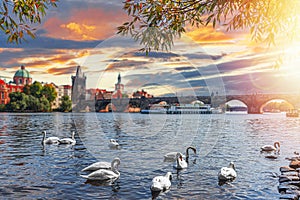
[[0, 112, 298, 199]]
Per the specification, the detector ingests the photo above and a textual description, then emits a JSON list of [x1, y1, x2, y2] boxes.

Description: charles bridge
[[72, 93, 300, 114]]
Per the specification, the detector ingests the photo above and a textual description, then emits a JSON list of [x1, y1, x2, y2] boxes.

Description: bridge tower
[[71, 65, 86, 104]]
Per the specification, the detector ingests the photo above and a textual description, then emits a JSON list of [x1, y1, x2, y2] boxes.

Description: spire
[[117, 73, 121, 84]]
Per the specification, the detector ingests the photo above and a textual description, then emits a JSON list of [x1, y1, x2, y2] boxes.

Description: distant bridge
[[72, 93, 300, 114]]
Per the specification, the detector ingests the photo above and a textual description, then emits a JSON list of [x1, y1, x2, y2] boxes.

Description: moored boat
[[140, 104, 167, 114], [166, 104, 212, 114]]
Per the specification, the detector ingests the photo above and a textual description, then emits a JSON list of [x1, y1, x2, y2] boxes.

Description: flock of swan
[[42, 131, 280, 197], [42, 131, 76, 145]]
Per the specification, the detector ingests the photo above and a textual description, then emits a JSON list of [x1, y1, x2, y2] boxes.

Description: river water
[[0, 112, 299, 199]]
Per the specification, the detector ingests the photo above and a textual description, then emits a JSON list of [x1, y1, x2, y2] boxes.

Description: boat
[[286, 109, 299, 117], [140, 104, 167, 114], [211, 107, 223, 114], [166, 104, 212, 114]]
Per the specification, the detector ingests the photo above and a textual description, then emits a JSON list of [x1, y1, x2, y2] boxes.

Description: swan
[[164, 146, 197, 161], [261, 142, 280, 152], [150, 172, 172, 192], [41, 131, 60, 144], [218, 162, 237, 181], [81, 157, 119, 172], [80, 158, 121, 181], [173, 152, 188, 170], [58, 131, 76, 145], [108, 139, 119, 149]]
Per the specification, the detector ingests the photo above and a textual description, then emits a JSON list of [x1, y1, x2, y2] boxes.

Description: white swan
[[261, 142, 280, 152], [58, 131, 76, 145], [80, 158, 121, 181], [41, 131, 60, 144], [150, 172, 172, 192], [174, 152, 188, 169], [81, 157, 119, 172], [164, 146, 197, 161], [218, 162, 237, 181], [108, 139, 119, 149]]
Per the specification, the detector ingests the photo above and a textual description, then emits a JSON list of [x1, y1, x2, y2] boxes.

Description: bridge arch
[[105, 103, 117, 112], [191, 100, 205, 105], [260, 98, 294, 113], [226, 95, 297, 114], [225, 100, 248, 112]]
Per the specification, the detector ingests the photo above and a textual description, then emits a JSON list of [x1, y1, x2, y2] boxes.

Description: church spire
[[117, 73, 121, 84]]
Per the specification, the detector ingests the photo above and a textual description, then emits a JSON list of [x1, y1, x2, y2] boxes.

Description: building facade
[[52, 84, 72, 109], [0, 65, 31, 105]]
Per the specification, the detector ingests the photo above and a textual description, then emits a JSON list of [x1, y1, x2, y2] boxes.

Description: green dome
[[14, 65, 31, 78]]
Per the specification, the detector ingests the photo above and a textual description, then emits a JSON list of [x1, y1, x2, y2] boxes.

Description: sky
[[1, 0, 300, 98]]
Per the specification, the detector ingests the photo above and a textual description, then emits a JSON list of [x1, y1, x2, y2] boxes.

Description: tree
[[29, 81, 43, 98], [0, 0, 58, 44], [39, 96, 51, 112], [41, 83, 57, 103], [118, 0, 300, 53], [26, 95, 41, 111], [59, 95, 72, 112], [22, 84, 31, 95], [6, 92, 28, 111]]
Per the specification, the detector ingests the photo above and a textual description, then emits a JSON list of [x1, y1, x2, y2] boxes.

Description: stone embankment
[[278, 156, 300, 199]]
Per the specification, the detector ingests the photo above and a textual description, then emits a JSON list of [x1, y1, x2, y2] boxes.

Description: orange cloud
[[47, 65, 77, 75], [186, 25, 234, 43], [43, 7, 128, 41]]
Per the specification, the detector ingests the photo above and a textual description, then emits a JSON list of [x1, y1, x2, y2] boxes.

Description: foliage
[[0, 0, 58, 44], [6, 92, 28, 111], [39, 96, 51, 111], [118, 0, 300, 53], [28, 81, 43, 98], [22, 81, 57, 103], [0, 104, 5, 111], [6, 81, 56, 112], [41, 83, 57, 103], [58, 95, 72, 112]]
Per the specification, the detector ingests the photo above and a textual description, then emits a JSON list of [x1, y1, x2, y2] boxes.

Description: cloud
[[186, 25, 234, 44], [105, 59, 150, 72], [42, 6, 127, 41], [0, 48, 86, 69], [47, 65, 78, 75]]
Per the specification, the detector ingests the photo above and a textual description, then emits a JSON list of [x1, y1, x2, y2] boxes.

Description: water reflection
[[0, 112, 299, 199]]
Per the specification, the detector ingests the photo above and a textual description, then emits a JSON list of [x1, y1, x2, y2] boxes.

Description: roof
[[14, 65, 32, 78]]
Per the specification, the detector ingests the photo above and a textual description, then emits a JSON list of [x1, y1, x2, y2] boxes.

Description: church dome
[[14, 65, 31, 78]]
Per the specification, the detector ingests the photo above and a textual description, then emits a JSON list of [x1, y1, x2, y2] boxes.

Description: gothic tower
[[71, 66, 86, 103], [113, 73, 124, 99]]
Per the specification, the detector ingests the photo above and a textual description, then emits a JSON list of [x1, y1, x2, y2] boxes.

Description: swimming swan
[[218, 162, 237, 181], [174, 152, 188, 169], [108, 139, 119, 149], [164, 146, 197, 161], [150, 172, 172, 192], [80, 158, 121, 181], [58, 131, 76, 145], [81, 157, 119, 172], [41, 131, 60, 144], [261, 142, 280, 152]]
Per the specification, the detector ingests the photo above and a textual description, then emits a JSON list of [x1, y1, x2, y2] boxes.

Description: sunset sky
[[1, 0, 300, 97]]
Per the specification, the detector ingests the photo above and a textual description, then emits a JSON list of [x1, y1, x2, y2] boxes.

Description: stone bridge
[[72, 93, 300, 114]]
